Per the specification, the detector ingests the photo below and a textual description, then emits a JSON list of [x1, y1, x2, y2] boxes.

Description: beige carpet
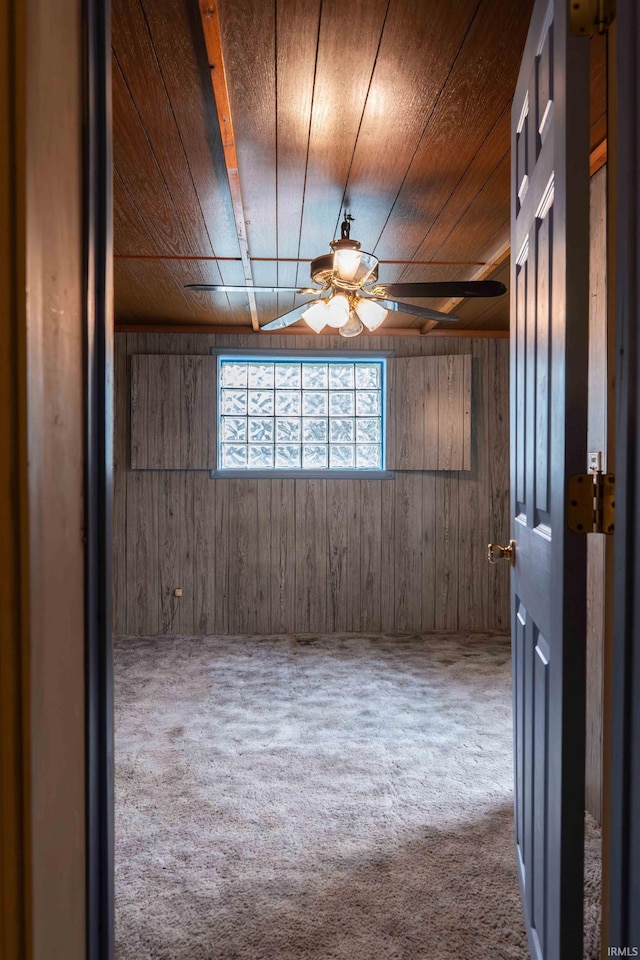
[[114, 632, 600, 959]]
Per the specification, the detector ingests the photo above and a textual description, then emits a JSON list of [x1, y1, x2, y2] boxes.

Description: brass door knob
[[487, 540, 516, 565]]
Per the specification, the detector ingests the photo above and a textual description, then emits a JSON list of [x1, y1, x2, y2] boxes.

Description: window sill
[[209, 469, 394, 480]]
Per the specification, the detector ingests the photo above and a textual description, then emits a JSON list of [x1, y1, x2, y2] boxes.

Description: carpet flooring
[[115, 632, 601, 959]]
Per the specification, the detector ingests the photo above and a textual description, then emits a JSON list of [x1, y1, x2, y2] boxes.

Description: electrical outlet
[[173, 587, 183, 598]]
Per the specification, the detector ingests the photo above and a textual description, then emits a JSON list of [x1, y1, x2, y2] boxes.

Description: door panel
[[511, 1, 590, 957]]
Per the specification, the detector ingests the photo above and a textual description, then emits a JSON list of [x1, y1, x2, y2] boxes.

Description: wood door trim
[[608, 1, 640, 950], [0, 0, 31, 956]]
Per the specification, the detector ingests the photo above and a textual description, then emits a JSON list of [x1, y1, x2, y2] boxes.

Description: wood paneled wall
[[114, 333, 509, 636]]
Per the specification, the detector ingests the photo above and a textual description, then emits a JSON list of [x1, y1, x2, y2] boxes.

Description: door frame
[[82, 0, 640, 957], [608, 0, 640, 950], [84, 0, 114, 957]]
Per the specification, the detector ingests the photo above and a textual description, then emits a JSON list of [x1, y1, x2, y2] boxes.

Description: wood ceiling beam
[[198, 1, 259, 331], [114, 254, 489, 266], [115, 321, 509, 339]]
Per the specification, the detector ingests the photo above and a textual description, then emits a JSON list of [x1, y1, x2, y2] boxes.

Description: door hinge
[[568, 472, 615, 534], [570, 0, 616, 36]]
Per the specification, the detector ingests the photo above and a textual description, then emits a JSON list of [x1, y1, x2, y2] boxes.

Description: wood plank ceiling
[[112, 0, 606, 335]]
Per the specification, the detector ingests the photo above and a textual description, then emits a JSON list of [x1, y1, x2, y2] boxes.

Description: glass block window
[[218, 356, 385, 472]]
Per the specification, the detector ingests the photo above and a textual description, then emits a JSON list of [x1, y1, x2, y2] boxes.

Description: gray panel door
[[510, 1, 590, 957]]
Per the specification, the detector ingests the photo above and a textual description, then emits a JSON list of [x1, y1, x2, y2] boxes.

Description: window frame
[[210, 347, 394, 479]]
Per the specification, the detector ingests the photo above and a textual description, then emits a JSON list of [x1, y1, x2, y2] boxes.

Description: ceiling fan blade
[[260, 300, 321, 331], [372, 298, 460, 323], [371, 280, 507, 299], [184, 284, 318, 294]]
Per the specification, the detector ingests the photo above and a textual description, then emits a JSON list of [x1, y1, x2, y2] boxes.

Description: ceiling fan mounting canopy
[[183, 214, 507, 335]]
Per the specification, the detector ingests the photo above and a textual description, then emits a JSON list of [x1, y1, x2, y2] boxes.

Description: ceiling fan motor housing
[[309, 237, 379, 291]]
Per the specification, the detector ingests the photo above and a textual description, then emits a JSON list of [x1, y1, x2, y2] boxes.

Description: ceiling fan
[[185, 215, 507, 337]]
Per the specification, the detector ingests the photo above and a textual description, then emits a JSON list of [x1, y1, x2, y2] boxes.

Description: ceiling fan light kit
[[184, 214, 507, 335]]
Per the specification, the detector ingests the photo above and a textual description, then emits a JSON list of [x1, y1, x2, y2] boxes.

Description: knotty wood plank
[[327, 479, 349, 632]]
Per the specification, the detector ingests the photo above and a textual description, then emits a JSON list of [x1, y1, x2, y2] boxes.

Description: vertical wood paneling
[[270, 479, 295, 633], [489, 340, 510, 630], [115, 334, 509, 636], [181, 356, 217, 469], [129, 353, 149, 468], [379, 475, 396, 632], [178, 472, 194, 635], [421, 469, 437, 631], [387, 353, 471, 471], [295, 480, 327, 633], [158, 471, 181, 633], [193, 472, 215, 634], [327, 479, 349, 631], [360, 480, 382, 632], [255, 482, 272, 634], [457, 352, 483, 631], [394, 473, 423, 631], [213, 478, 228, 635], [228, 479, 259, 634], [346, 480, 362, 632], [435, 472, 459, 630], [112, 333, 128, 635]]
